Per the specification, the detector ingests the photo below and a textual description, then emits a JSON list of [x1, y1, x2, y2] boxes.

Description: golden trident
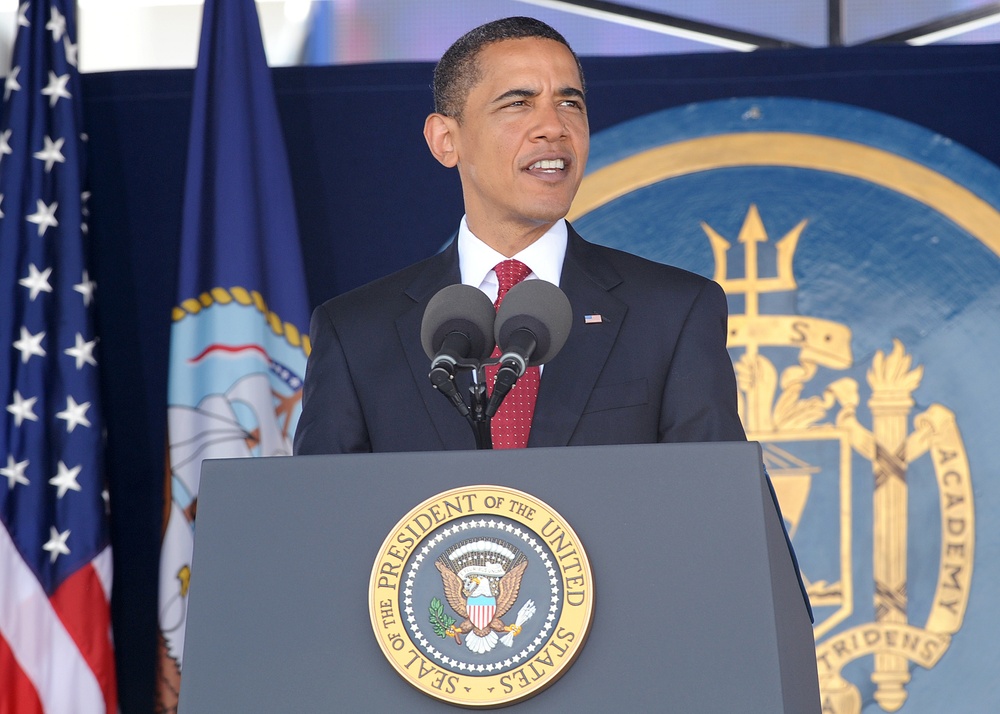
[[701, 204, 847, 433]]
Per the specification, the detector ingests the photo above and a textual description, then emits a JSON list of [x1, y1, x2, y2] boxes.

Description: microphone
[[486, 280, 572, 418], [420, 284, 497, 416]]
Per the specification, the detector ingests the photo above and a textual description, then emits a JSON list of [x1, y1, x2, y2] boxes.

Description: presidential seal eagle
[[434, 538, 535, 654]]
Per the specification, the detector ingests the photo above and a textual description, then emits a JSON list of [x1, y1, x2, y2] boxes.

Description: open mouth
[[527, 158, 565, 173]]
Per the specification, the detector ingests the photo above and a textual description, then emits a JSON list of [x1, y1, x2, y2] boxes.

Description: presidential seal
[[369, 485, 594, 707]]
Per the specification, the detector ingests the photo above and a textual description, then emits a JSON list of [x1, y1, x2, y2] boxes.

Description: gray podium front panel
[[179, 442, 819, 712]]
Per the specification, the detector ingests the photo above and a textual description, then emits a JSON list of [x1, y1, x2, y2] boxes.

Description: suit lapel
[[529, 228, 626, 447], [395, 239, 476, 449]]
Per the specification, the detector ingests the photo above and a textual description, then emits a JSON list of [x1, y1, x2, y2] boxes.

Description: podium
[[178, 442, 820, 712]]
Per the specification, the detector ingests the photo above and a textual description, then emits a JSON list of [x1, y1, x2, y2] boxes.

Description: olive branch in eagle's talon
[[429, 597, 461, 645]]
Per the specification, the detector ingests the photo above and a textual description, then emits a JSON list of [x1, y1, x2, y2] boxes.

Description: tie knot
[[494, 259, 532, 297]]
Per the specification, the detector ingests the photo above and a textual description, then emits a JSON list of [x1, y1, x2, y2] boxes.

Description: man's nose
[[532, 101, 567, 140]]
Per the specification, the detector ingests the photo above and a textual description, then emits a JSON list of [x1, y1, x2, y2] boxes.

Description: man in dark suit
[[293, 16, 746, 455]]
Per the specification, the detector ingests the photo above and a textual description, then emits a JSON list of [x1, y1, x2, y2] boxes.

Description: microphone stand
[[428, 356, 498, 450], [468, 358, 522, 449], [468, 367, 492, 450]]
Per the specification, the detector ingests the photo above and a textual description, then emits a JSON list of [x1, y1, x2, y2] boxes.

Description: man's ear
[[424, 113, 459, 168]]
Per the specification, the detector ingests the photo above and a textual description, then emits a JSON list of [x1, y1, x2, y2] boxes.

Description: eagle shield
[[467, 596, 496, 631]]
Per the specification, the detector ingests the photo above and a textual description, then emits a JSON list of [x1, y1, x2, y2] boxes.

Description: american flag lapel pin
[[584, 314, 603, 324]]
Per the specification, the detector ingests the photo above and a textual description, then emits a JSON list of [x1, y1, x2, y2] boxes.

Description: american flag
[[0, 2, 117, 712]]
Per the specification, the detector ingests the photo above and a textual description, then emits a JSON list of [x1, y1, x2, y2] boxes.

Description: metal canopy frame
[[519, 0, 1000, 50], [863, 2, 1000, 45]]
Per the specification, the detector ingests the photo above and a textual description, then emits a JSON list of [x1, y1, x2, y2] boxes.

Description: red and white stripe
[[0, 526, 117, 713], [468, 603, 496, 631]]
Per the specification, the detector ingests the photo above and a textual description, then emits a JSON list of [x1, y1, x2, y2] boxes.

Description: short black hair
[[432, 16, 585, 120]]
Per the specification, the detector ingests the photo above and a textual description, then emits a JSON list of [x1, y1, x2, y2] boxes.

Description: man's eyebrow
[[557, 87, 586, 100], [491, 88, 537, 104], [490, 86, 586, 104]]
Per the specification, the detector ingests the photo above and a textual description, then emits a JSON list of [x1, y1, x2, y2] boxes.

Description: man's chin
[[522, 200, 575, 226]]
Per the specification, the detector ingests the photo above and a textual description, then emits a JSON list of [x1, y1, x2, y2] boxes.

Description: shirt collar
[[457, 217, 568, 300]]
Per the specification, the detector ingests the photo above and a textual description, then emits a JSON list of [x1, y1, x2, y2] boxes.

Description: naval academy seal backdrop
[[81, 43, 1000, 711], [570, 96, 996, 714]]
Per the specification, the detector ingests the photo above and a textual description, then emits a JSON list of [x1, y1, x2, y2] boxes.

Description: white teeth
[[529, 159, 565, 171]]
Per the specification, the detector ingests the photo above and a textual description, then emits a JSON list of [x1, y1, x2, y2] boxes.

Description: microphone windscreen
[[494, 280, 572, 365], [420, 284, 497, 361]]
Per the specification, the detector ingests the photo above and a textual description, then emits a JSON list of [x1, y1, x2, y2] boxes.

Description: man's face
[[448, 38, 589, 240]]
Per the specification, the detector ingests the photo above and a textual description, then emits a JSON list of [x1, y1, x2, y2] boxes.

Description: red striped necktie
[[485, 259, 540, 449]]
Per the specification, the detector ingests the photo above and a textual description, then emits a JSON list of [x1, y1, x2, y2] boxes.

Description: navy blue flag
[[0, 1, 117, 712], [156, 0, 311, 708], [302, 0, 335, 65]]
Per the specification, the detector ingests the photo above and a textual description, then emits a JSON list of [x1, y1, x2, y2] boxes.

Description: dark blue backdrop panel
[[80, 43, 1000, 712]]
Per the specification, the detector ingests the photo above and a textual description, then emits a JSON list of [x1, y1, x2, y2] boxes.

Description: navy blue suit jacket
[[294, 226, 745, 454]]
